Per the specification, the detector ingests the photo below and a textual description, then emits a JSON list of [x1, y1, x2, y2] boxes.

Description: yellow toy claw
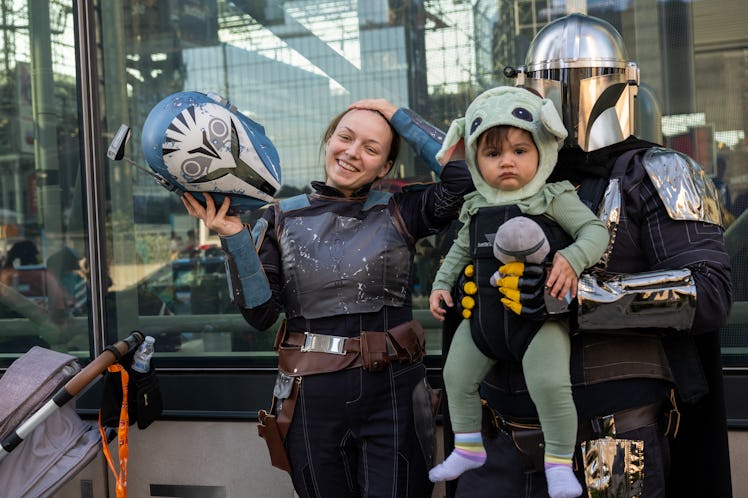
[[496, 275, 520, 289], [499, 287, 520, 303], [499, 261, 525, 276], [501, 298, 522, 315], [497, 261, 549, 320]]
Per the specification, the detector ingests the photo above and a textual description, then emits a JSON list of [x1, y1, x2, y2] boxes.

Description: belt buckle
[[301, 333, 346, 355]]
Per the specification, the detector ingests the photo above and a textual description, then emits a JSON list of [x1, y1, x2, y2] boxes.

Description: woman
[[183, 99, 472, 498]]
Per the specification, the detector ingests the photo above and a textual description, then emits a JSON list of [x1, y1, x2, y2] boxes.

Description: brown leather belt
[[491, 401, 663, 441], [486, 401, 664, 472], [274, 320, 425, 376], [284, 331, 368, 354], [577, 402, 663, 440]]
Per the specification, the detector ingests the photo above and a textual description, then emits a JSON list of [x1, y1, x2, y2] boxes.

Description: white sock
[[428, 449, 486, 482], [545, 465, 583, 498]]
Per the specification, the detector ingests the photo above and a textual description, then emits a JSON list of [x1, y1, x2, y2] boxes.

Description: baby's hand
[[429, 289, 453, 322], [545, 253, 577, 301]]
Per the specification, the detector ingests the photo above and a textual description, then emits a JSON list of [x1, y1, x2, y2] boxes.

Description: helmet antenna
[[107, 124, 182, 193]]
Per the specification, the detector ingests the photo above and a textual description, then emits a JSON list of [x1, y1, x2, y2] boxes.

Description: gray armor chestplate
[[279, 208, 410, 319]]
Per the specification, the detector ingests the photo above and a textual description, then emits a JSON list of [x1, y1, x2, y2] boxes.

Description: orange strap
[[98, 364, 129, 498]]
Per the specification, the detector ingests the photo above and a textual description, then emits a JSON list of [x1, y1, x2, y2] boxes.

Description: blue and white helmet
[[141, 91, 282, 213]]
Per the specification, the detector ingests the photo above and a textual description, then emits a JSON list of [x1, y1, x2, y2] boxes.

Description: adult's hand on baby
[[181, 192, 243, 237]]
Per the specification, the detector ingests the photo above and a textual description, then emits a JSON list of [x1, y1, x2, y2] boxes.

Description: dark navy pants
[[454, 421, 670, 498], [285, 361, 434, 498]]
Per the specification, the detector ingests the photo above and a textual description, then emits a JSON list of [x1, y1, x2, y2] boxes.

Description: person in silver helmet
[[450, 12, 732, 498]]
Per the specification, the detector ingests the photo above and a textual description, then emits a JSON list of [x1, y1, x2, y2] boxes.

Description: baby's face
[[476, 127, 538, 191]]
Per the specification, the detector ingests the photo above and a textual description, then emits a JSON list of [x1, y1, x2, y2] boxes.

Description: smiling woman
[[181, 98, 473, 498], [321, 105, 400, 197]]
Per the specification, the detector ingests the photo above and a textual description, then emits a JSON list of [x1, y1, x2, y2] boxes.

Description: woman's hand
[[429, 289, 453, 322], [181, 192, 243, 237], [348, 98, 398, 121]]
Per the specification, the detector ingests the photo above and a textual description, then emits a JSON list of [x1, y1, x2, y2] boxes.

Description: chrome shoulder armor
[[642, 147, 723, 227]]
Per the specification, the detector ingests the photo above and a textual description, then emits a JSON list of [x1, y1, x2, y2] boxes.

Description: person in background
[[414, 236, 437, 297], [46, 246, 87, 316], [0, 239, 70, 327], [182, 98, 473, 498], [452, 13, 732, 498]]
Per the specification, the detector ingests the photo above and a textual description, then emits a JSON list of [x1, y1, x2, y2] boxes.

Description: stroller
[[0, 331, 149, 497]]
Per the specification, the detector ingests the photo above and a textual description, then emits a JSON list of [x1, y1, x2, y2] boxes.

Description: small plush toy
[[489, 216, 549, 287]]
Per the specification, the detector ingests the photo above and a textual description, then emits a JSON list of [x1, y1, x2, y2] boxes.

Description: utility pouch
[[359, 331, 389, 372], [412, 378, 440, 468], [581, 437, 644, 497], [257, 410, 291, 472], [511, 428, 545, 473], [257, 373, 300, 472], [387, 320, 425, 361], [100, 353, 163, 430], [131, 369, 163, 429]]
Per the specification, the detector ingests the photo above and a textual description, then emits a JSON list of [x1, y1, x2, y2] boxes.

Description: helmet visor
[[522, 67, 635, 151]]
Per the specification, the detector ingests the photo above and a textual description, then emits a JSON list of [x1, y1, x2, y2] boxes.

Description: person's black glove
[[496, 262, 548, 320]]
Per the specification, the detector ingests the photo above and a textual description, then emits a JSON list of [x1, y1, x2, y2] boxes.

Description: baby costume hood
[[437, 86, 567, 205]]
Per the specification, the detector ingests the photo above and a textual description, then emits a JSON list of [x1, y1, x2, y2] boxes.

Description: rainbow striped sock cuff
[[454, 432, 486, 462], [544, 454, 573, 469]]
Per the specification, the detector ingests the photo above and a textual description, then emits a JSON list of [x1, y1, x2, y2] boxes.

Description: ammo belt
[[275, 319, 425, 376]]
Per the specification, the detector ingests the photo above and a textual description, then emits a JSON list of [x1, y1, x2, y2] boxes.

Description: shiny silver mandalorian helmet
[[516, 13, 639, 151]]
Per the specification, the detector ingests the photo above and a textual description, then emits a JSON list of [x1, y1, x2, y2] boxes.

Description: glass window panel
[[90, 0, 748, 367], [0, 0, 91, 366], [98, 0, 432, 364], [2, 0, 743, 369]]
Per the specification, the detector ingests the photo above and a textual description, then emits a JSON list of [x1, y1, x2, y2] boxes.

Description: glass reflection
[[0, 0, 744, 365], [0, 1, 89, 360]]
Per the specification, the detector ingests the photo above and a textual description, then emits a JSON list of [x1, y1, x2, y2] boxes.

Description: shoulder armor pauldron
[[642, 147, 723, 227]]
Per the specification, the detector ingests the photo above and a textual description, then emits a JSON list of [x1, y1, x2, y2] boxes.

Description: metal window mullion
[[74, 0, 108, 355]]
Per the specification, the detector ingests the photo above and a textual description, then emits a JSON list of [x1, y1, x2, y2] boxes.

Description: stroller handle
[[0, 330, 146, 461], [61, 330, 146, 401]]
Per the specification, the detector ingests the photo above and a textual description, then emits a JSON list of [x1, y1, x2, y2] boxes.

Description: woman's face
[[324, 109, 394, 196]]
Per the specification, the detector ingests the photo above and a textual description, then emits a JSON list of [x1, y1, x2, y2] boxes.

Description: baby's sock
[[544, 456, 582, 498], [428, 432, 486, 482]]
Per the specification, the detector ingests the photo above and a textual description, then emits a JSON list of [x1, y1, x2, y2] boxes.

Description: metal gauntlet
[[577, 269, 696, 331]]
